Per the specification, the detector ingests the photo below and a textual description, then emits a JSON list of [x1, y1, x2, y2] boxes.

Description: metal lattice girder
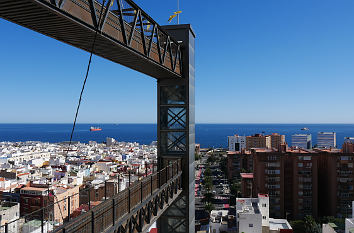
[[0, 0, 183, 79], [157, 24, 195, 233]]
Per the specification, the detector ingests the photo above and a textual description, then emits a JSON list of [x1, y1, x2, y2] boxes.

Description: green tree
[[205, 202, 214, 213], [204, 179, 213, 191], [204, 167, 212, 177], [304, 216, 321, 233], [230, 179, 241, 197], [202, 192, 214, 203], [219, 157, 227, 175], [319, 216, 344, 230], [207, 155, 216, 164], [290, 220, 306, 233], [195, 153, 200, 161]]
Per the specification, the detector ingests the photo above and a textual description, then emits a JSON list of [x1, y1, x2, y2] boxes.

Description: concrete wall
[[238, 213, 262, 233], [322, 224, 337, 233]]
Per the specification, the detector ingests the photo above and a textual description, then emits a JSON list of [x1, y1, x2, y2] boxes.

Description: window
[[263, 216, 266, 219], [249, 224, 253, 227], [262, 204, 266, 207], [298, 163, 303, 167]]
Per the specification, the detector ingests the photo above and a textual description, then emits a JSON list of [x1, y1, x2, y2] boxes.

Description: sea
[[0, 123, 353, 148]]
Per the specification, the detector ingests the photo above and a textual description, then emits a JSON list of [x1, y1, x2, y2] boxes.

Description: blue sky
[[1, 0, 354, 123]]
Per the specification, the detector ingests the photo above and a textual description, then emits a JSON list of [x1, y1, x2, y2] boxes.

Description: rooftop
[[236, 198, 261, 215], [240, 173, 253, 179], [21, 186, 47, 191], [269, 218, 292, 230], [252, 148, 274, 153]]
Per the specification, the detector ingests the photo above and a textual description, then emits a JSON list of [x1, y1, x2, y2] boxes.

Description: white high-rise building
[[228, 135, 246, 152], [292, 134, 312, 149], [317, 132, 336, 148]]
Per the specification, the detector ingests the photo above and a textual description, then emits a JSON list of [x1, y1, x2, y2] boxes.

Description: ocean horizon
[[0, 123, 353, 148]]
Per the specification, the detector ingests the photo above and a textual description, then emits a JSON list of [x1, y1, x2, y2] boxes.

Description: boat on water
[[301, 127, 309, 131], [90, 127, 102, 131]]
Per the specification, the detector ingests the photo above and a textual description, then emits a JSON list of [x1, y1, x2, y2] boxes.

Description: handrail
[[0, 160, 182, 233]]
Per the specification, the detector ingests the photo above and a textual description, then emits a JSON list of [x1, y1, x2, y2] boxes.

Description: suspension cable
[[66, 0, 107, 156]]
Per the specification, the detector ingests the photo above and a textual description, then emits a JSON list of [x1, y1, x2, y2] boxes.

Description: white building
[[317, 132, 336, 148], [322, 223, 338, 233], [236, 194, 292, 233], [0, 202, 20, 233], [22, 220, 53, 233], [345, 201, 354, 233], [228, 135, 246, 152], [292, 134, 312, 149], [209, 210, 229, 233], [346, 218, 354, 233]]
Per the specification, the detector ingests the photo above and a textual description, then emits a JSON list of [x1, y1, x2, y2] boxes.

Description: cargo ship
[[90, 127, 102, 131]]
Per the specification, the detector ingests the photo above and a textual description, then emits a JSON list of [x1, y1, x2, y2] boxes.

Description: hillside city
[[0, 138, 157, 232], [0, 131, 353, 232], [0, 0, 353, 232]]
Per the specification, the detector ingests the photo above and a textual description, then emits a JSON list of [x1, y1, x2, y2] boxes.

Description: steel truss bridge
[[0, 0, 182, 78], [0, 0, 195, 232]]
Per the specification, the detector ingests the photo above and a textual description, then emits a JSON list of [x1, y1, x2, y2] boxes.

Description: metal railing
[[0, 160, 182, 233]]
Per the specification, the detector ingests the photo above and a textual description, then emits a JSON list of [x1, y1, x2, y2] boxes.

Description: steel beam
[[0, 0, 182, 79], [157, 24, 195, 233]]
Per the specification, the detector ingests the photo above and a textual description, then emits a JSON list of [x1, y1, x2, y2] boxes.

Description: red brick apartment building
[[228, 147, 354, 220], [252, 148, 318, 219], [19, 183, 79, 223], [317, 150, 354, 218], [20, 186, 50, 216], [227, 151, 253, 179]]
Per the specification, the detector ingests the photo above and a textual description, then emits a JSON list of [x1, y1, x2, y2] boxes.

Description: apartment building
[[343, 137, 354, 153], [236, 194, 293, 233], [252, 148, 318, 219], [228, 135, 246, 152], [291, 134, 312, 149], [227, 151, 253, 179], [237, 147, 354, 220], [0, 202, 20, 233], [79, 180, 118, 205], [269, 133, 286, 150], [252, 149, 285, 218], [246, 134, 271, 150], [240, 173, 253, 198], [19, 185, 50, 216], [318, 151, 354, 218], [53, 185, 80, 223], [8, 152, 50, 166], [317, 132, 336, 148]]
